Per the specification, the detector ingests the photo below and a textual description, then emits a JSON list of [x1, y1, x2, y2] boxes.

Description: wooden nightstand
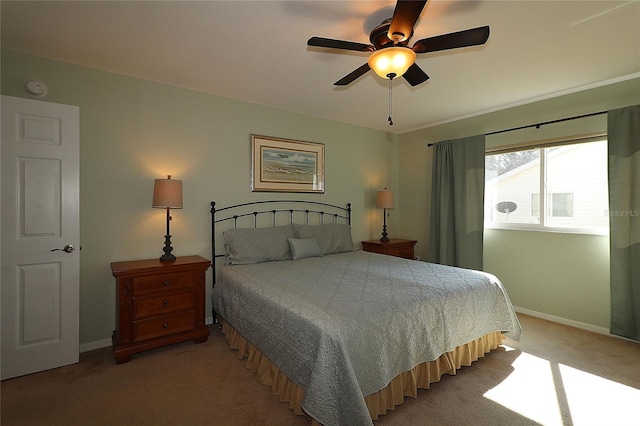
[[361, 239, 417, 260], [110, 255, 210, 363]]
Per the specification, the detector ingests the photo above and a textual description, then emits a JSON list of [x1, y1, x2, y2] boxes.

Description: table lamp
[[376, 188, 393, 242], [153, 175, 183, 261]]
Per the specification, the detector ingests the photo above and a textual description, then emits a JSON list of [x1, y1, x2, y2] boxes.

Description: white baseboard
[[514, 306, 611, 335], [515, 307, 639, 343], [80, 338, 112, 353]]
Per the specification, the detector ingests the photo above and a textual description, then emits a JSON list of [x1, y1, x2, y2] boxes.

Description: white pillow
[[288, 237, 323, 260]]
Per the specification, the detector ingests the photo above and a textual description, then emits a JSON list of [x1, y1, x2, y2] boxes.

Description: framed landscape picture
[[251, 135, 325, 193]]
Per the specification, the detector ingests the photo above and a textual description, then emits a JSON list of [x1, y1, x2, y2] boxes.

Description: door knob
[[51, 244, 75, 253]]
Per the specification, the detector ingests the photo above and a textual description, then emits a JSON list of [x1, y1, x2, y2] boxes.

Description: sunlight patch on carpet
[[559, 364, 640, 425], [483, 349, 563, 425], [484, 345, 640, 425]]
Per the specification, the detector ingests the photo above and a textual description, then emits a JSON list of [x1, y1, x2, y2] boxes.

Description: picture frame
[[251, 135, 325, 193]]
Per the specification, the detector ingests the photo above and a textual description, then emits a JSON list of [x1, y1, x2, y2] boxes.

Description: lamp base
[[380, 223, 389, 242], [160, 253, 176, 262], [160, 234, 176, 262]]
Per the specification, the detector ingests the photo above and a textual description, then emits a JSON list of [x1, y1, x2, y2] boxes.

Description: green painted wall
[[1, 49, 398, 346], [484, 229, 610, 327]]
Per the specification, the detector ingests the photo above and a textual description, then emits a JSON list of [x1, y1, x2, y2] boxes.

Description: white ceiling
[[2, 1, 639, 133]]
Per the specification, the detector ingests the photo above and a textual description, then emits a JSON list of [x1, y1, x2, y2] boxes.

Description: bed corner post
[[210, 201, 217, 324], [347, 202, 352, 225]]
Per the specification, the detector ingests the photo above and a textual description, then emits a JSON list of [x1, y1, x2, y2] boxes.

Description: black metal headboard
[[209, 200, 351, 323], [210, 199, 351, 275]]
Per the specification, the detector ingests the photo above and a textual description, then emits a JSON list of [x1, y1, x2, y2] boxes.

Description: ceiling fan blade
[[308, 36, 373, 52], [334, 63, 371, 86], [412, 26, 490, 53], [402, 63, 430, 86], [388, 0, 427, 43]]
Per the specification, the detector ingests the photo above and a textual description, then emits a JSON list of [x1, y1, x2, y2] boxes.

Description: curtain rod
[[427, 110, 607, 147]]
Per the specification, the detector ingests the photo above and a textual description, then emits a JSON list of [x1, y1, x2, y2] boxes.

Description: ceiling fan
[[307, 0, 490, 87]]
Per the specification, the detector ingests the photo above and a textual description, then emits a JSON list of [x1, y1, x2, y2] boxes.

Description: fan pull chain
[[387, 73, 396, 126]]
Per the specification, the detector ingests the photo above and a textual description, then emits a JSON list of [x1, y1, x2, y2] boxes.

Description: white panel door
[[1, 95, 80, 380]]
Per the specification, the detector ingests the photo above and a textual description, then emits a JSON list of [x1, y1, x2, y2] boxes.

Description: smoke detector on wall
[[25, 80, 47, 97]]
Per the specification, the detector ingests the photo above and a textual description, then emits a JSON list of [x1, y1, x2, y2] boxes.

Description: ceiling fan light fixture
[[367, 47, 416, 79]]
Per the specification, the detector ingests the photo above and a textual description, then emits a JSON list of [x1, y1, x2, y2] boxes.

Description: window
[[550, 193, 573, 217], [485, 139, 608, 233]]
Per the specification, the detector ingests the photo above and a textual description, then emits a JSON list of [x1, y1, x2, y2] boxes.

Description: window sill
[[484, 225, 609, 236]]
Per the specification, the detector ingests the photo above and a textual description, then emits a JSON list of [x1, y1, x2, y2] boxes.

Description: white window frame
[[485, 134, 609, 235]]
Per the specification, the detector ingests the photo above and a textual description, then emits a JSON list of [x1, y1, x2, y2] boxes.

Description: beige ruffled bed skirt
[[219, 319, 503, 424]]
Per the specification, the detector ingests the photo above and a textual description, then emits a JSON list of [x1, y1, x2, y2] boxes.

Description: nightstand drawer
[[133, 312, 195, 342], [133, 292, 195, 319], [133, 272, 197, 295], [388, 246, 415, 259]]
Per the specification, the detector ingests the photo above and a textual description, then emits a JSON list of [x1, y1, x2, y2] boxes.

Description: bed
[[210, 200, 521, 425]]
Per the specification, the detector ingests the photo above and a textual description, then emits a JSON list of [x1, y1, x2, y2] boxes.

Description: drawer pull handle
[[163, 300, 169, 306], [163, 280, 170, 286], [163, 323, 169, 329]]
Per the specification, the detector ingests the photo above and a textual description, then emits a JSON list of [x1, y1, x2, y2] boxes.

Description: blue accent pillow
[[288, 237, 323, 260]]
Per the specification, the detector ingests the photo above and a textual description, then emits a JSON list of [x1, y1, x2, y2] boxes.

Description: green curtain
[[608, 105, 640, 341], [428, 135, 485, 270]]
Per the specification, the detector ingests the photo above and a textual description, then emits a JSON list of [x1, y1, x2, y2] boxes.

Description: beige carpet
[[2, 314, 639, 426]]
